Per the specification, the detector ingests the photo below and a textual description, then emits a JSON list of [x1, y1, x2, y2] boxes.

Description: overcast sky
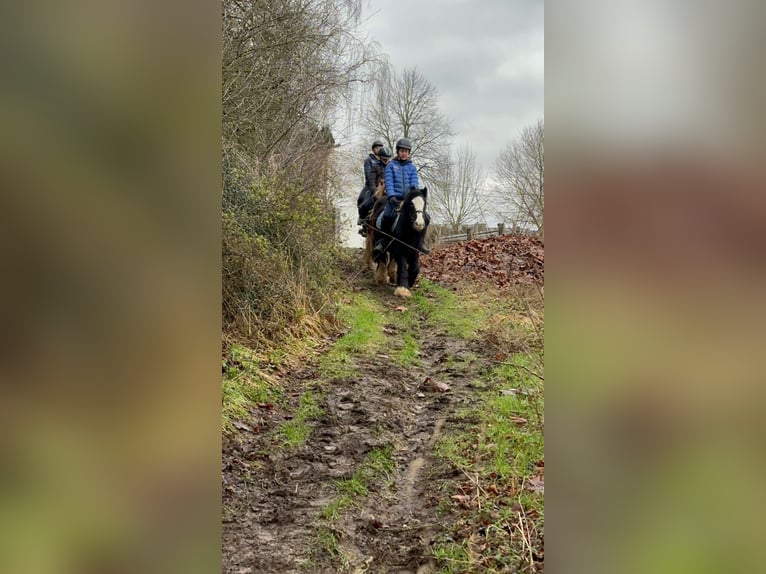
[[357, 0, 544, 175], [336, 0, 543, 246]]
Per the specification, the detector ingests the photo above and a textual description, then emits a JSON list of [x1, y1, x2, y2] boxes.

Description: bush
[[222, 148, 340, 345]]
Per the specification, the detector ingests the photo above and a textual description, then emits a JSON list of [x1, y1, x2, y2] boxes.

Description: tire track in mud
[[223, 283, 491, 574]]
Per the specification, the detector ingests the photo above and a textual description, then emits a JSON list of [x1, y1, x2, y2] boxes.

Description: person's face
[[373, 145, 382, 156], [381, 157, 389, 165], [397, 148, 410, 160]]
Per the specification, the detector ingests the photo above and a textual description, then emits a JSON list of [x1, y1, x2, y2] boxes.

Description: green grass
[[229, 291, 390, 439], [390, 302, 419, 330], [433, 349, 544, 573], [335, 476, 368, 497], [330, 445, 396, 499], [484, 390, 544, 480], [319, 293, 388, 379], [433, 543, 472, 573], [361, 445, 397, 478], [278, 391, 323, 447], [314, 526, 341, 558], [319, 495, 354, 521], [315, 446, 396, 561], [222, 344, 281, 433], [392, 333, 420, 366], [437, 351, 543, 480], [411, 280, 488, 339]]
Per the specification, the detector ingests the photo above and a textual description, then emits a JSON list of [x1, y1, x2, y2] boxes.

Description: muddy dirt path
[[222, 270, 497, 573]]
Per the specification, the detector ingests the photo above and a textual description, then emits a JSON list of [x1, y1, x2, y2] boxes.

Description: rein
[[372, 225, 429, 256]]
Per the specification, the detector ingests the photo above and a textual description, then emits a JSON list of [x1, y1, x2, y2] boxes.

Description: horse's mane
[[374, 179, 386, 199]]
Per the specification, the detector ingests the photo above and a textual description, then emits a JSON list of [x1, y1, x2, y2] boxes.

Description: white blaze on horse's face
[[412, 196, 425, 231]]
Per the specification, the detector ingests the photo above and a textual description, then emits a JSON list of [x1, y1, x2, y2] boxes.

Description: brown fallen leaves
[[422, 376, 450, 393], [526, 476, 545, 493], [421, 234, 544, 288]]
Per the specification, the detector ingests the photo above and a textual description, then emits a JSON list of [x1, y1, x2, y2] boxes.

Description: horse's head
[[403, 187, 428, 232]]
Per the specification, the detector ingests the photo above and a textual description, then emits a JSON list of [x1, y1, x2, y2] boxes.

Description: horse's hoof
[[394, 286, 412, 298]]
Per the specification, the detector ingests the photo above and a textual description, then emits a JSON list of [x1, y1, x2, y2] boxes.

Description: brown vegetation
[[420, 234, 544, 288], [221, 0, 376, 347]]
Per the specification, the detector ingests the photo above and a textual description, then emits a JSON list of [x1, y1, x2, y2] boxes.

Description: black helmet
[[371, 139, 385, 150], [378, 146, 392, 159], [395, 137, 412, 151]]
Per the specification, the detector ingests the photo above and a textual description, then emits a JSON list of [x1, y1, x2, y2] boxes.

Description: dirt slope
[[223, 238, 544, 573]]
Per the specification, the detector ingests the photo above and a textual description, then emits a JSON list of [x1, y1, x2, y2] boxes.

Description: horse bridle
[[395, 194, 425, 221], [411, 198, 425, 221]]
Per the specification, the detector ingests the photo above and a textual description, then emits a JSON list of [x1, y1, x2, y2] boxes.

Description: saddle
[[375, 199, 403, 233], [375, 204, 401, 236]]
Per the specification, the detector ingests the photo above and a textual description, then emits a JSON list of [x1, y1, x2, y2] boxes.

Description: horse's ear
[[422, 186, 428, 198]]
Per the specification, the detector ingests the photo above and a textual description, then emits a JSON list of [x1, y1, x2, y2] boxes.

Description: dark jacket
[[372, 160, 386, 189], [364, 153, 382, 195], [384, 157, 419, 199], [358, 153, 385, 218]]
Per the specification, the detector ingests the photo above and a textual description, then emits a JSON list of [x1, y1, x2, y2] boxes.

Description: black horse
[[370, 187, 429, 297]]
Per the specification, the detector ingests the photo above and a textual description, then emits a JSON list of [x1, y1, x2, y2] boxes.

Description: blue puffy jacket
[[384, 158, 419, 199]]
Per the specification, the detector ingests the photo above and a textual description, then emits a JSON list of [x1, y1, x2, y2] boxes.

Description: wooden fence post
[[465, 227, 473, 241], [497, 222, 505, 236]]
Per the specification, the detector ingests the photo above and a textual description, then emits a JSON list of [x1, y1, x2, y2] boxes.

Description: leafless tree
[[222, 0, 379, 172], [493, 119, 544, 235], [362, 66, 453, 184], [429, 144, 488, 233]]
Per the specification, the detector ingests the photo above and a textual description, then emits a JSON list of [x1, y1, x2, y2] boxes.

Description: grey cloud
[[361, 0, 543, 172]]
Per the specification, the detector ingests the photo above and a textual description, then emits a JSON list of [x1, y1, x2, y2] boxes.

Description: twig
[[379, 522, 439, 532], [459, 467, 488, 511], [516, 507, 535, 572], [493, 360, 544, 382]]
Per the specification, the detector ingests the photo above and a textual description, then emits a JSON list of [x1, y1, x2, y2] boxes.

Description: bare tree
[[222, 0, 378, 169], [430, 144, 488, 233], [493, 119, 544, 235], [362, 66, 453, 184]]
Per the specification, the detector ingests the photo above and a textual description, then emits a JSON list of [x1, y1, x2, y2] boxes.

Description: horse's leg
[[363, 230, 375, 270], [374, 257, 388, 284], [387, 253, 397, 284], [393, 252, 411, 297], [362, 233, 370, 267], [405, 247, 420, 288], [369, 240, 377, 271]]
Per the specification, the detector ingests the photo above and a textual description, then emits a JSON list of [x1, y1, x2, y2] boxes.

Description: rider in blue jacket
[[373, 137, 430, 256]]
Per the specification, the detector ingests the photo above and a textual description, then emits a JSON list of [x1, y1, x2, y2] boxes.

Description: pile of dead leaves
[[421, 234, 544, 288]]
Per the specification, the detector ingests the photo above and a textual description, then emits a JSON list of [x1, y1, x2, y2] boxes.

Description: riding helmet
[[395, 137, 412, 151], [371, 139, 385, 150], [378, 146, 392, 159]]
